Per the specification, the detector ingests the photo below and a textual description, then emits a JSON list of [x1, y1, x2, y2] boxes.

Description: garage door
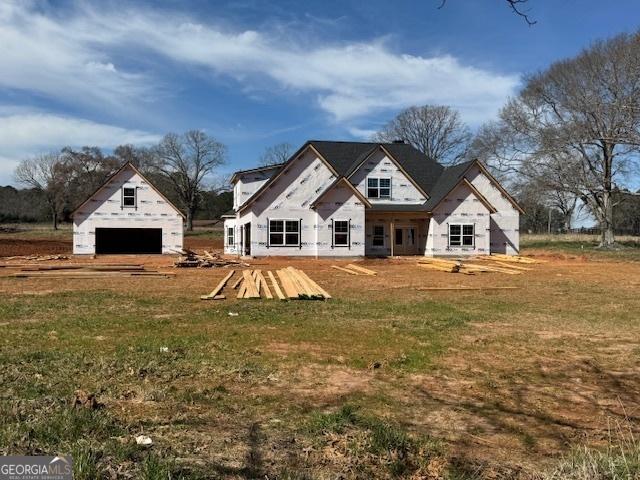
[[95, 228, 163, 254]]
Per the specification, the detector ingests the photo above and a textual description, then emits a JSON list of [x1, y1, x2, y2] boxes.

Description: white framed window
[[367, 177, 391, 199], [372, 224, 385, 247], [333, 220, 349, 247], [227, 227, 234, 246], [122, 187, 136, 208], [449, 223, 475, 247], [269, 219, 300, 246]]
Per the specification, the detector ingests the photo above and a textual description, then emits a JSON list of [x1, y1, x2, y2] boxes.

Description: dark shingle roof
[[309, 140, 444, 195], [423, 160, 475, 211]]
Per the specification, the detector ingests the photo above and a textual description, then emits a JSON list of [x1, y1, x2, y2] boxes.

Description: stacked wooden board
[[4, 263, 175, 278], [201, 267, 331, 301], [330, 264, 377, 275], [417, 255, 540, 276], [173, 249, 249, 268]]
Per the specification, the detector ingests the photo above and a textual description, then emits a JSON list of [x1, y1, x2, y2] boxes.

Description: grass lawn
[[1, 234, 639, 478]]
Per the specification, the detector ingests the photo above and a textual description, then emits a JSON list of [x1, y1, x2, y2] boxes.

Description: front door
[[243, 223, 251, 256], [393, 225, 417, 255]]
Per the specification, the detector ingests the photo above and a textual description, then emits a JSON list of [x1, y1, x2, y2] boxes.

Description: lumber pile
[[173, 249, 248, 268], [4, 263, 174, 278], [201, 267, 330, 301], [330, 264, 377, 275], [417, 254, 540, 275], [0, 254, 69, 263]]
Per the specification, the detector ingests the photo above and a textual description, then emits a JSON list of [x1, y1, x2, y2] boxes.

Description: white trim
[[122, 186, 137, 208]]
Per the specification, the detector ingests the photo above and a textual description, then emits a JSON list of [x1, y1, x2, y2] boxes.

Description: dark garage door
[[95, 228, 163, 254]]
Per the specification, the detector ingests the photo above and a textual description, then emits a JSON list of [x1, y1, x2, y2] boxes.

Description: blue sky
[[0, 0, 639, 187]]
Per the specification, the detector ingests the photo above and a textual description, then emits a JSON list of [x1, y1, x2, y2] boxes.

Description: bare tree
[[153, 130, 226, 231], [15, 153, 70, 230], [438, 0, 537, 25], [259, 142, 293, 166], [374, 105, 471, 165], [475, 31, 640, 247]]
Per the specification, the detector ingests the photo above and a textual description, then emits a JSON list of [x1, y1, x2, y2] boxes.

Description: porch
[[364, 207, 431, 257]]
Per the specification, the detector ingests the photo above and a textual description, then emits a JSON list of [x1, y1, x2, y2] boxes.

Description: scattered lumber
[[0, 254, 69, 262], [417, 286, 520, 291], [331, 265, 361, 275], [417, 256, 529, 275], [267, 270, 286, 300], [200, 271, 235, 300], [345, 264, 377, 275], [8, 270, 174, 279], [461, 263, 523, 275], [199, 267, 330, 301], [482, 254, 541, 264], [173, 249, 249, 268]]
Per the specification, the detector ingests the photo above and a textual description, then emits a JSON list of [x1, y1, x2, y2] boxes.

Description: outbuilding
[[72, 162, 184, 255]]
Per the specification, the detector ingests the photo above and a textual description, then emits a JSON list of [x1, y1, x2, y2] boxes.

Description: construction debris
[[331, 264, 377, 275], [5, 263, 174, 278], [417, 255, 541, 276], [201, 267, 330, 301], [0, 254, 69, 264], [173, 248, 248, 268]]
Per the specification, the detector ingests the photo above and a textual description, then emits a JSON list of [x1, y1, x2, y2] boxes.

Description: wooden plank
[[417, 263, 459, 273], [461, 263, 522, 275], [417, 286, 520, 291], [276, 269, 299, 298], [242, 270, 260, 298], [295, 269, 332, 299], [491, 261, 532, 271], [231, 276, 243, 289], [418, 258, 460, 267], [256, 270, 273, 299], [286, 267, 317, 298], [487, 254, 540, 264], [200, 270, 235, 300], [237, 279, 247, 299], [267, 271, 286, 300], [331, 265, 361, 275], [345, 264, 377, 275]]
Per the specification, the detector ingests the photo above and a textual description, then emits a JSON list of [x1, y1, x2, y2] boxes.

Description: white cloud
[[0, 1, 519, 125], [0, 112, 160, 185]]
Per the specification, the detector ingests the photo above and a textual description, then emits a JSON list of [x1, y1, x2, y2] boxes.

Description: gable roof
[[232, 141, 521, 216], [230, 163, 284, 184], [71, 162, 185, 218], [424, 159, 524, 214], [310, 177, 372, 209]]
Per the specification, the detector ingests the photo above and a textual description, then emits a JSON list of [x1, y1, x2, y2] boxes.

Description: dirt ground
[[1, 233, 639, 478]]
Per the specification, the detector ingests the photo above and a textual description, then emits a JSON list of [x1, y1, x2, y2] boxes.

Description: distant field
[[522, 233, 640, 261], [1, 228, 639, 478]]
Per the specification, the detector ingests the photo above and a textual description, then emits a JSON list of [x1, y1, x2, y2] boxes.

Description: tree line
[[9, 131, 231, 231], [371, 30, 640, 246]]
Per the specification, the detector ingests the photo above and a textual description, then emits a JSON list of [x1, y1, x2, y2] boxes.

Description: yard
[[1, 227, 639, 479]]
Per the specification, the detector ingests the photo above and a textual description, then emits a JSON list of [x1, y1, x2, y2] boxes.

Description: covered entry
[[95, 228, 163, 254], [393, 224, 418, 255]]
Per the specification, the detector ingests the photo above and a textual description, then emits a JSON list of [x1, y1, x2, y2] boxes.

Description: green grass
[[521, 233, 640, 261]]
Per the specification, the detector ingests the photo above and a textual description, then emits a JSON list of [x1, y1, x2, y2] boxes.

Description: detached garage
[[72, 162, 184, 255]]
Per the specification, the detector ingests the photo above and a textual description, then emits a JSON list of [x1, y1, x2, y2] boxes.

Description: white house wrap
[[72, 162, 184, 255], [223, 141, 522, 258]]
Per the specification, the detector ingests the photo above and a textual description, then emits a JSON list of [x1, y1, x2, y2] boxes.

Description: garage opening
[[95, 228, 163, 254]]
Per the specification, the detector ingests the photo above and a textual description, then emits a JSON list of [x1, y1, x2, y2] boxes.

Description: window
[[227, 227, 234, 246], [122, 187, 136, 207], [333, 220, 349, 247], [269, 219, 300, 246], [449, 224, 474, 247], [367, 177, 391, 199], [372, 225, 385, 247]]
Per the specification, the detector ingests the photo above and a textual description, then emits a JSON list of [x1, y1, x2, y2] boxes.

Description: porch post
[[390, 220, 394, 257]]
